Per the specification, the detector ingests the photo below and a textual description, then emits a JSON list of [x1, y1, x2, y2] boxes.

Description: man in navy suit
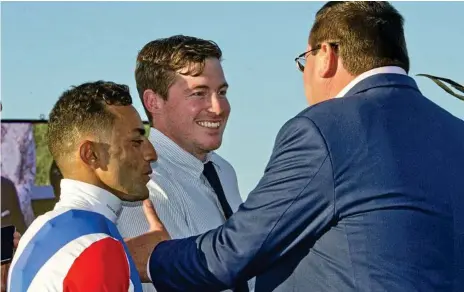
[[126, 1, 464, 291]]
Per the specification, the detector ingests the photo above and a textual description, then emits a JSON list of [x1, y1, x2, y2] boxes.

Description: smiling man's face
[[155, 57, 230, 160]]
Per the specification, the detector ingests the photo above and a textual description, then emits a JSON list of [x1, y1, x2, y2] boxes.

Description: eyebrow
[[184, 82, 229, 93]]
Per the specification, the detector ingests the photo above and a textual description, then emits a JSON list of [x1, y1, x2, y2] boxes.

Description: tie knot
[[203, 161, 215, 174]]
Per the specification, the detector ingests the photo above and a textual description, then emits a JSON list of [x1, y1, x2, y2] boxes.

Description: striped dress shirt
[[117, 128, 254, 292]]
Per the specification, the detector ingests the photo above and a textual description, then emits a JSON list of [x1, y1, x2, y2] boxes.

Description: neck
[[63, 172, 123, 200], [152, 126, 209, 162], [322, 73, 356, 102], [332, 73, 356, 95], [195, 152, 208, 162]]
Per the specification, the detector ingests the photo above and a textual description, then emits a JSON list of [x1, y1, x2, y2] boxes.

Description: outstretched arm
[[128, 116, 335, 291]]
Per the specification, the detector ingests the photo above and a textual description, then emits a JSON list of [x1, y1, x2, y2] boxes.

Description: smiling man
[[117, 35, 252, 292]]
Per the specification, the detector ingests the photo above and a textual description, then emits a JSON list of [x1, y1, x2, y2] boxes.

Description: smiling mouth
[[196, 121, 221, 129]]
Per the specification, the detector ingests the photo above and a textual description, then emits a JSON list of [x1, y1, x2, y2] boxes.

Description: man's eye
[[132, 140, 143, 146], [219, 90, 228, 97], [191, 91, 207, 97]]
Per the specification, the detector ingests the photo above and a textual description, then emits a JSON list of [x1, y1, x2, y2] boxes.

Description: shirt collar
[[57, 179, 122, 223], [149, 128, 216, 178], [336, 66, 407, 98]]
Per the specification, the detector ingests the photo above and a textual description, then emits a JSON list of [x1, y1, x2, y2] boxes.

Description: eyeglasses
[[294, 43, 339, 72]]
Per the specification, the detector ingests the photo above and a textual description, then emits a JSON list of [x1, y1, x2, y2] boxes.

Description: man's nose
[[144, 142, 158, 162], [208, 94, 223, 115]]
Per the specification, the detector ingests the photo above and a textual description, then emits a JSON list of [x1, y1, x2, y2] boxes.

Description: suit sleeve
[[63, 237, 130, 291], [149, 116, 335, 291]]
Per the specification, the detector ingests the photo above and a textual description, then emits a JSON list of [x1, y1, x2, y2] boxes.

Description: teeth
[[197, 121, 221, 129]]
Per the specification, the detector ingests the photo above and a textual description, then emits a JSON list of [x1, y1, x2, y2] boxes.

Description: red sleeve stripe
[[63, 236, 130, 291]]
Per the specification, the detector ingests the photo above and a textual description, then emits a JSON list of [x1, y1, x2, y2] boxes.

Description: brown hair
[[135, 35, 222, 124], [310, 1, 409, 75], [47, 81, 132, 169]]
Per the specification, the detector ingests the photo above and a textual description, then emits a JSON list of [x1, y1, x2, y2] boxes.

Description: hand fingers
[[13, 231, 21, 248], [142, 199, 165, 232]]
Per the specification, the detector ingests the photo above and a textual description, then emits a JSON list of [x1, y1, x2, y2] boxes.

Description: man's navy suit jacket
[[149, 73, 464, 291]]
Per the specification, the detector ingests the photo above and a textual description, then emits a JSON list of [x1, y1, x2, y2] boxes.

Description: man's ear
[[143, 89, 165, 114], [316, 42, 338, 79], [79, 140, 99, 169]]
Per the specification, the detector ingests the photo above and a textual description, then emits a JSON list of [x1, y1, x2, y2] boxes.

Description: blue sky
[[2, 1, 463, 198]]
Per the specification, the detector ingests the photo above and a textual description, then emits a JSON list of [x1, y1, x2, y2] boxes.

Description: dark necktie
[[202, 161, 249, 292]]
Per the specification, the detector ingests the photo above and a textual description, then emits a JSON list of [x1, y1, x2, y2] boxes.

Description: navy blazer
[[149, 74, 464, 292]]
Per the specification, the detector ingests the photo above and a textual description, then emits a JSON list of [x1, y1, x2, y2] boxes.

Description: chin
[[136, 190, 150, 201], [141, 191, 149, 200], [202, 140, 222, 152], [123, 190, 149, 202]]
